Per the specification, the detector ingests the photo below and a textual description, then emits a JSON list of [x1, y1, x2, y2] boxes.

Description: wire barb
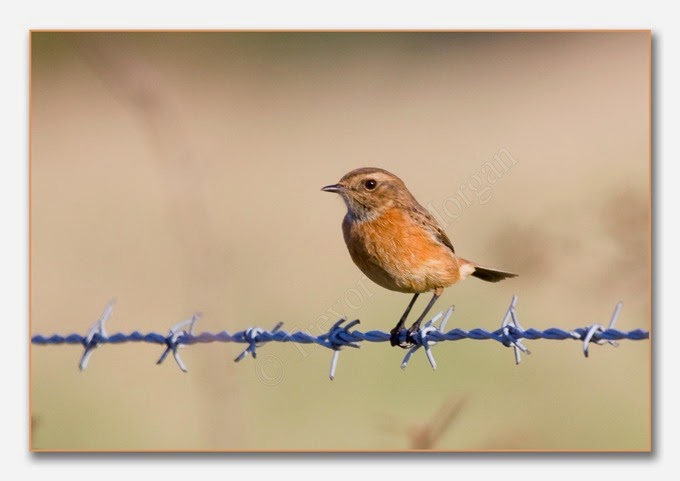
[[321, 319, 361, 380], [234, 322, 284, 363], [79, 299, 116, 371], [156, 313, 201, 372], [578, 302, 623, 358], [401, 306, 454, 371], [32, 296, 648, 380], [500, 295, 531, 365]]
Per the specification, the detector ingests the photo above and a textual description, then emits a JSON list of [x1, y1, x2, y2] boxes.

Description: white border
[[2, 0, 675, 479]]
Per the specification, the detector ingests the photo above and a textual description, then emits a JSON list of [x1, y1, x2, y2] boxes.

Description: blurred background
[[30, 32, 650, 451]]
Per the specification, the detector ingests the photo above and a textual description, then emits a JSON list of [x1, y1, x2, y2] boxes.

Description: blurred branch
[[71, 35, 237, 446], [376, 396, 467, 449], [72, 36, 221, 291]]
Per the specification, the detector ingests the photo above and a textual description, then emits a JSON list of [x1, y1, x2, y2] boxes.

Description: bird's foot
[[390, 325, 415, 349], [406, 322, 423, 343]]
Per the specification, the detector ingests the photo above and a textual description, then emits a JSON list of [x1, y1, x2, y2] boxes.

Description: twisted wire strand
[[31, 296, 649, 379]]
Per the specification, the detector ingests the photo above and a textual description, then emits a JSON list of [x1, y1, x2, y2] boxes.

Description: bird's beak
[[321, 184, 344, 193]]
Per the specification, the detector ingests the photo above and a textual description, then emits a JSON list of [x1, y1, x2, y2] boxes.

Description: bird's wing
[[407, 203, 456, 254]]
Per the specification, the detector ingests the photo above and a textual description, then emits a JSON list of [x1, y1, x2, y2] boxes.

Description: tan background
[[30, 32, 650, 450]]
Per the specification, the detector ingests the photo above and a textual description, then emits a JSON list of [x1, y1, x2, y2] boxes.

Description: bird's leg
[[407, 289, 442, 339], [390, 293, 420, 347]]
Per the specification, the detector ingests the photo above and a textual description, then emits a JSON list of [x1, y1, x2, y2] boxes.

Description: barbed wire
[[31, 296, 649, 380]]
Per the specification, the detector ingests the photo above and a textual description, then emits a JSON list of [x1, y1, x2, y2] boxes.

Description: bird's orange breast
[[342, 208, 462, 293]]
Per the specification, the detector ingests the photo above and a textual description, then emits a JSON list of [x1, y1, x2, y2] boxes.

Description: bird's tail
[[459, 258, 518, 283]]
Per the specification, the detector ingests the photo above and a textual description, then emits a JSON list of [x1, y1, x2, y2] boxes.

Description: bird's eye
[[364, 179, 378, 190]]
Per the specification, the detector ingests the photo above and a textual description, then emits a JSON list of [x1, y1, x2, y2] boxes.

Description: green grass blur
[[30, 31, 650, 451]]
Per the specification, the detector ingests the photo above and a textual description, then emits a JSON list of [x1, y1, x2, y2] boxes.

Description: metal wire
[[31, 296, 649, 380]]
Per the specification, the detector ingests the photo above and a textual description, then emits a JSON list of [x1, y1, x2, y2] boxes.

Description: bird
[[322, 167, 517, 348]]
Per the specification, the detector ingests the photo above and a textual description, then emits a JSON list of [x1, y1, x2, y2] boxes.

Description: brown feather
[[470, 265, 518, 282], [327, 167, 517, 294]]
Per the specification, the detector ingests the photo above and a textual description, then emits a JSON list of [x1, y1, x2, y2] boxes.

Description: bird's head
[[322, 167, 416, 221]]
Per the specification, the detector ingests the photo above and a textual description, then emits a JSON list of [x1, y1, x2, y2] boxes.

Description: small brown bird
[[322, 167, 517, 348]]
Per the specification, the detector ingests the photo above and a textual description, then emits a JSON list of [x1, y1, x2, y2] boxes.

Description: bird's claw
[[390, 326, 415, 349]]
